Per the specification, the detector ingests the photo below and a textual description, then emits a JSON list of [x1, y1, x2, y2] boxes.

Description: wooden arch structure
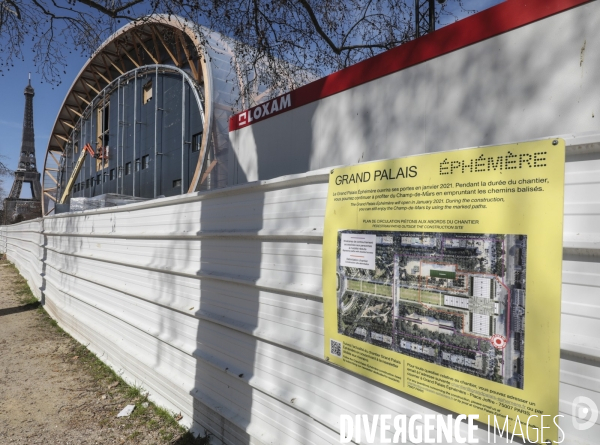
[[42, 16, 219, 215]]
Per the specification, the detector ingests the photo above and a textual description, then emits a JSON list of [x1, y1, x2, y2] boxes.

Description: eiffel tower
[[3, 75, 43, 224]]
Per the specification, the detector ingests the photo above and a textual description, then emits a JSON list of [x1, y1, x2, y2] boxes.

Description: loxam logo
[[238, 94, 291, 126]]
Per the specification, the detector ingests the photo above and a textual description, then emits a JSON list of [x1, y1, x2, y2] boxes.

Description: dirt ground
[[0, 258, 208, 445]]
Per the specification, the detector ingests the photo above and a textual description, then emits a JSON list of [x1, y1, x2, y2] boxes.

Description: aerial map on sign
[[337, 231, 527, 389]]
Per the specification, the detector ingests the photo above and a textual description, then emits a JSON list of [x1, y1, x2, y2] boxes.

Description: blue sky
[[437, 0, 504, 28], [0, 47, 87, 180], [0, 0, 503, 189]]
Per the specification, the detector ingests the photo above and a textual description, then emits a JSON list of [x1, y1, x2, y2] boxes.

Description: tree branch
[[296, 0, 341, 55], [74, 0, 144, 18], [2, 0, 21, 19]]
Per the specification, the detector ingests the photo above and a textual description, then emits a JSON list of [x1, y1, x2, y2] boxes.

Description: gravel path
[[0, 259, 207, 445]]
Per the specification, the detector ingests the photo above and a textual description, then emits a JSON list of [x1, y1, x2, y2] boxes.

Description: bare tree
[[0, 155, 13, 203], [0, 0, 473, 99], [0, 158, 11, 176]]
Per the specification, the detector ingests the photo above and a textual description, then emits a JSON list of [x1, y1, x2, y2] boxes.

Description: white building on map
[[444, 295, 470, 309], [471, 313, 492, 336], [376, 236, 393, 245], [401, 237, 436, 248], [400, 339, 435, 356], [471, 277, 494, 299], [422, 346, 435, 356], [442, 352, 483, 370], [355, 327, 367, 337]]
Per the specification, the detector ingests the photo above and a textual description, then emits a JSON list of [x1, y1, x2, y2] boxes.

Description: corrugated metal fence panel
[[0, 225, 6, 254], [2, 147, 599, 444], [4, 219, 44, 301]]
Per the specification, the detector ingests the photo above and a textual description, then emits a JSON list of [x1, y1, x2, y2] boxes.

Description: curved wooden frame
[[43, 15, 215, 215]]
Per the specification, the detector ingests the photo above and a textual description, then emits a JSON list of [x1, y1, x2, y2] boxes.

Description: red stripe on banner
[[229, 0, 592, 132]]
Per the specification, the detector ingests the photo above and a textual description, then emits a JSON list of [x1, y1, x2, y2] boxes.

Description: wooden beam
[[177, 31, 199, 80], [103, 50, 127, 72], [133, 32, 158, 64], [46, 171, 59, 185], [67, 106, 83, 117], [64, 107, 77, 122], [103, 52, 124, 75], [82, 79, 100, 95], [152, 27, 180, 67], [150, 29, 161, 63], [200, 160, 218, 184], [49, 151, 61, 166], [44, 191, 57, 202], [135, 29, 155, 40], [54, 133, 70, 143], [45, 168, 59, 172], [43, 187, 57, 192], [77, 80, 92, 100], [90, 64, 111, 84], [97, 55, 114, 81], [74, 93, 90, 106], [129, 36, 143, 66], [60, 145, 90, 203], [87, 69, 102, 91], [175, 32, 183, 68], [120, 43, 140, 68], [71, 89, 91, 101], [57, 120, 71, 136], [60, 119, 75, 129]]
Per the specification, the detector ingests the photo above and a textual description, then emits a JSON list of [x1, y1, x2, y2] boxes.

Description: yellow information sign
[[323, 139, 565, 442]]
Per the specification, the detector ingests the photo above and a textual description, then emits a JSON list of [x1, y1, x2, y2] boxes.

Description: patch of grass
[[347, 279, 362, 291], [4, 259, 212, 444], [123, 383, 143, 400], [399, 287, 421, 302], [127, 431, 142, 440], [375, 283, 392, 296], [12, 282, 38, 307], [154, 405, 183, 430], [70, 342, 122, 387], [347, 279, 392, 297], [361, 282, 376, 294], [159, 429, 174, 441], [129, 401, 149, 420], [420, 291, 441, 305]]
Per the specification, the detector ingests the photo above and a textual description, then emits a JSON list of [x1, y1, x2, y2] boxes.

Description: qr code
[[330, 339, 342, 357]]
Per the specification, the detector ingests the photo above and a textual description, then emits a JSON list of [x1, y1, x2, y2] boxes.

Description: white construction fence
[[1, 137, 599, 444]]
